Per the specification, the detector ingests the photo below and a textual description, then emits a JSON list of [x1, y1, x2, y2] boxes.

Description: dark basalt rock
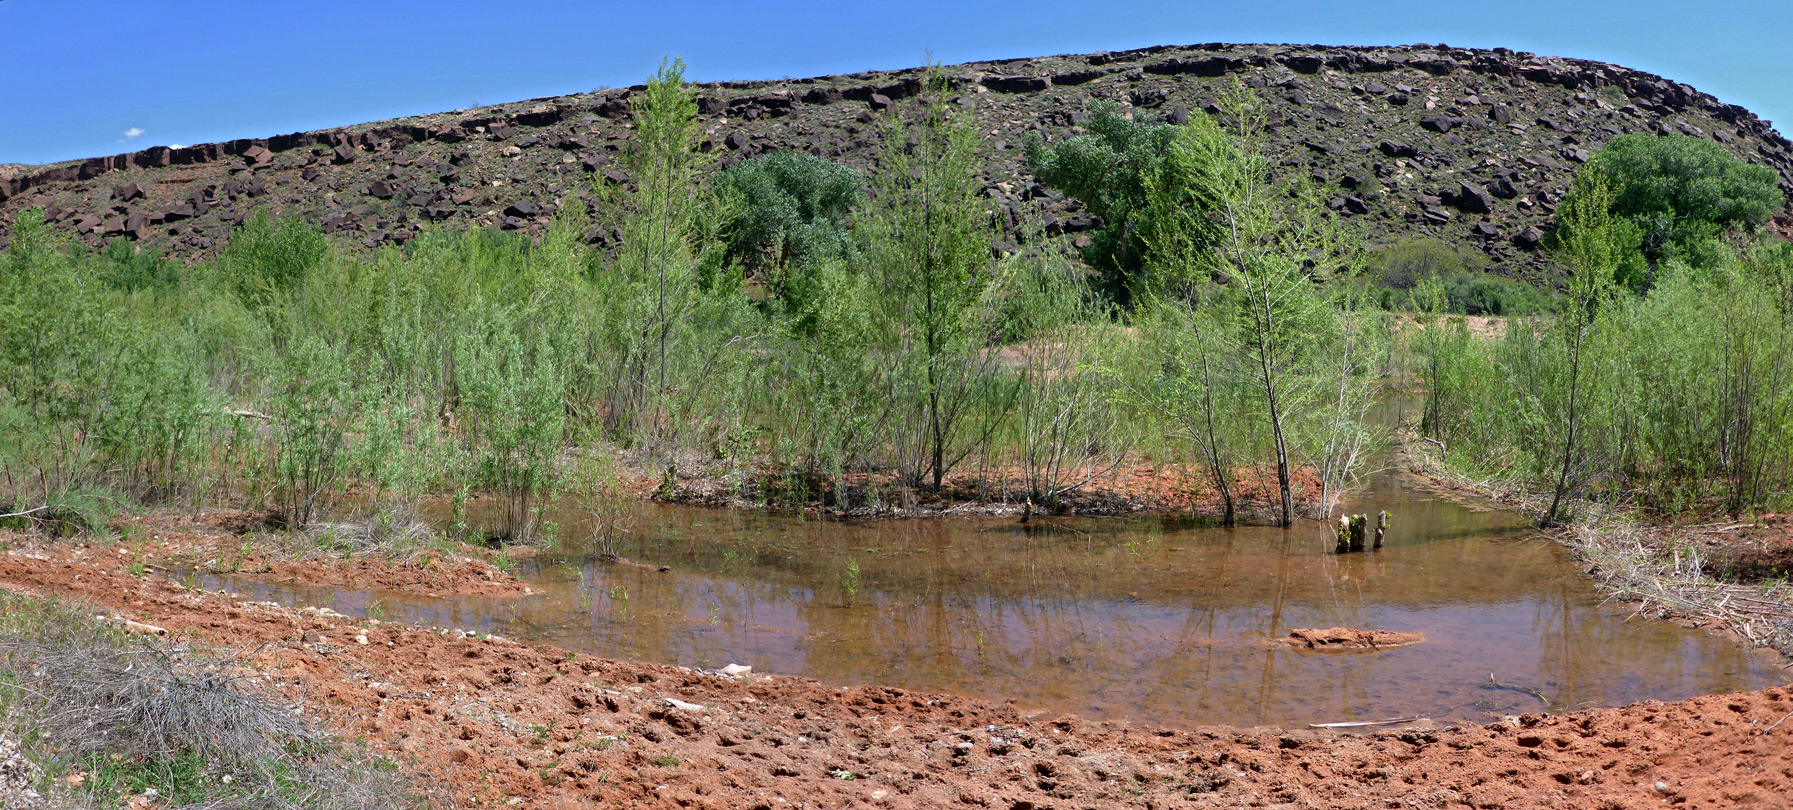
[[5, 41, 1789, 287]]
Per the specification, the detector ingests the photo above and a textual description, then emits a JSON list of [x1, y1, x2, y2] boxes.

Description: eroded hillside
[[5, 42, 1791, 282]]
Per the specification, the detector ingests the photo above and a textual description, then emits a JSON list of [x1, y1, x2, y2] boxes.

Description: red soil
[[103, 510, 533, 598], [5, 529, 1791, 810]]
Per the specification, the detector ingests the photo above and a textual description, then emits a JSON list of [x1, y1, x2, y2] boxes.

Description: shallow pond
[[182, 459, 1787, 729]]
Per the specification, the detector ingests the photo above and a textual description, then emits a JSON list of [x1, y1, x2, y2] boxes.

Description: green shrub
[[1025, 99, 1181, 306], [1366, 238, 1551, 315], [1565, 134, 1782, 291], [716, 151, 865, 309], [221, 210, 328, 312]]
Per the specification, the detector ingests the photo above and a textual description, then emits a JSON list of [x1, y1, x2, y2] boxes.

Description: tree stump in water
[[1336, 512, 1391, 553]]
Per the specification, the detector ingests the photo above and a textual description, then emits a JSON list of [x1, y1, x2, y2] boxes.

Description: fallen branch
[[1484, 673, 1551, 707], [1309, 716, 1430, 729], [0, 505, 54, 520]]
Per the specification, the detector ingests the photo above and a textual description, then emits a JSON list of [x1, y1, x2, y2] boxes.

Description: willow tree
[[1537, 169, 1623, 525]]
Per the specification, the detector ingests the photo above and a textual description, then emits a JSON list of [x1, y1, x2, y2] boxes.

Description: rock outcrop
[[4, 42, 1789, 282]]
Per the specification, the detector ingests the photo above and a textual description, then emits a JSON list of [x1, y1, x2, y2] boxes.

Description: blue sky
[[3, 0, 1788, 166]]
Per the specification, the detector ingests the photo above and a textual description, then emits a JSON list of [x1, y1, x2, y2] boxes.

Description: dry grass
[[0, 592, 417, 810], [1564, 522, 1793, 656], [303, 503, 439, 561]]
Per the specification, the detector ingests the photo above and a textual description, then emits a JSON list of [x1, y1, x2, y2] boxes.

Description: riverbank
[[645, 456, 1328, 521], [3, 531, 1790, 810], [1396, 427, 1793, 664]]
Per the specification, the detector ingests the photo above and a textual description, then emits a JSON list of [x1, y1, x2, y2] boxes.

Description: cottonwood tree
[[715, 151, 865, 316], [1025, 100, 1180, 306], [1574, 134, 1782, 290]]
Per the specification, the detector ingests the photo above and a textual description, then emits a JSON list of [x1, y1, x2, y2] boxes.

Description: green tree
[[861, 67, 1011, 492], [1538, 169, 1624, 525], [1159, 99, 1354, 526], [1573, 134, 1781, 289], [1025, 100, 1180, 306], [598, 57, 745, 460]]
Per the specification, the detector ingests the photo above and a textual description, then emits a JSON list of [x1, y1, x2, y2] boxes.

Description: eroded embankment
[[2, 528, 1790, 810]]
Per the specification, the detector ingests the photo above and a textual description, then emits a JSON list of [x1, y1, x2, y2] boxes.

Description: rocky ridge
[[4, 42, 1791, 281]]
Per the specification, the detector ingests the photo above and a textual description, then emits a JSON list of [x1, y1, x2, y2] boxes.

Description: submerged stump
[[1336, 511, 1391, 553]]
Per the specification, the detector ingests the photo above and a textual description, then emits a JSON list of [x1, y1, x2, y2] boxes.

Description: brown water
[[181, 463, 1788, 730]]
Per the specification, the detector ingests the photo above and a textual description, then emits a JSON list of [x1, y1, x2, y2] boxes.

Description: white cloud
[[169, 144, 184, 149], [122, 127, 145, 140]]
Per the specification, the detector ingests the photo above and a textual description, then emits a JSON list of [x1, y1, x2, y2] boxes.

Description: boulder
[[985, 75, 1050, 93], [112, 182, 145, 202], [1419, 115, 1460, 133], [1379, 141, 1419, 158], [1448, 181, 1494, 214], [1513, 226, 1544, 250]]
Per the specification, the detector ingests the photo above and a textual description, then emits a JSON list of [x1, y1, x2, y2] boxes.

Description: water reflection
[[182, 468, 1786, 729]]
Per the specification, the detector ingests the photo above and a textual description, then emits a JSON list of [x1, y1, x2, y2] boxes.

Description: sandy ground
[[3, 522, 1792, 810]]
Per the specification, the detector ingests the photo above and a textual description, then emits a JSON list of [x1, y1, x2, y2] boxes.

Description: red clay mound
[[1284, 627, 1426, 651]]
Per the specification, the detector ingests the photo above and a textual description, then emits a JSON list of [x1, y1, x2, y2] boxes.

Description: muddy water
[[183, 463, 1788, 730]]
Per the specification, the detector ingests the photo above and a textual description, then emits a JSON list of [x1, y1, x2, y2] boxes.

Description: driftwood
[[105, 615, 169, 636]]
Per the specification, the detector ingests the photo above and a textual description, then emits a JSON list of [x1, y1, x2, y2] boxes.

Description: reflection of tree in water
[[435, 496, 1787, 728]]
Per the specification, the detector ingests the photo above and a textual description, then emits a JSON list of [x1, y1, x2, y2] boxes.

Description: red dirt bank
[[3, 536, 1790, 810]]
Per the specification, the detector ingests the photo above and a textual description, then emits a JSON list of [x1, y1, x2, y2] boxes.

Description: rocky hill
[[5, 42, 1791, 281]]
